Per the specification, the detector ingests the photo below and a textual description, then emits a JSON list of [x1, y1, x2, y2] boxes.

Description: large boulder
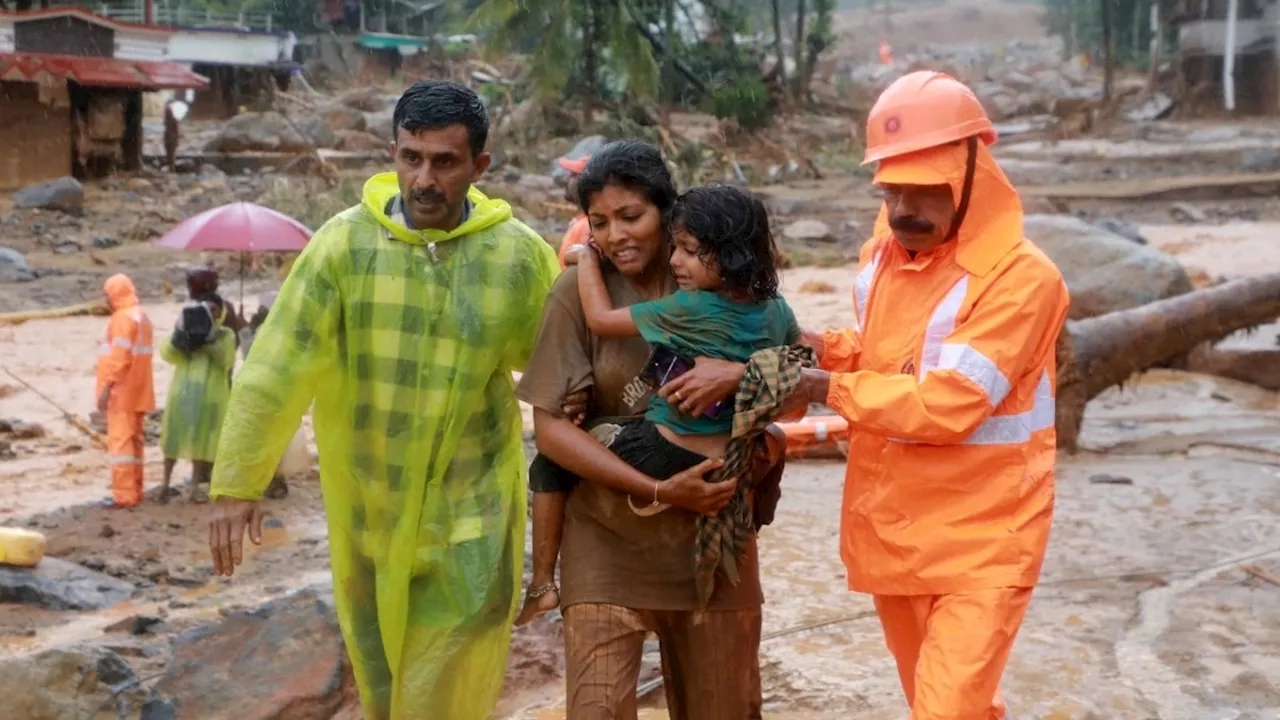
[[0, 646, 147, 719], [0, 246, 36, 282], [334, 130, 387, 153], [147, 589, 354, 719], [1023, 214, 1194, 320], [13, 176, 85, 213], [319, 104, 367, 134], [205, 112, 311, 153], [0, 557, 135, 610]]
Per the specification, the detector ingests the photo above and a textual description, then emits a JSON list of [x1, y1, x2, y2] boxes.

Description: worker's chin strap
[[944, 135, 979, 243]]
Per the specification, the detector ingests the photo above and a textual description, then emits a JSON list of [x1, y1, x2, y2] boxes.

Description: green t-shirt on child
[[630, 289, 800, 436]]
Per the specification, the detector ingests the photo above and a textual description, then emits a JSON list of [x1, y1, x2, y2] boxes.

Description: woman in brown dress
[[516, 139, 776, 719]]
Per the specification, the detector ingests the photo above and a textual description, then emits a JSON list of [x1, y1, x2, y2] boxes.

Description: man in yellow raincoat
[[790, 71, 1071, 718], [206, 80, 559, 719]]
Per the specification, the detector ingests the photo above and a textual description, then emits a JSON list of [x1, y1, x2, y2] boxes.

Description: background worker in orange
[[96, 274, 156, 509], [556, 154, 590, 268], [789, 71, 1070, 719]]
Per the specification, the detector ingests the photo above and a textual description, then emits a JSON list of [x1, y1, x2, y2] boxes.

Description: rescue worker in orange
[[96, 274, 156, 509], [556, 154, 591, 268], [789, 71, 1070, 718]]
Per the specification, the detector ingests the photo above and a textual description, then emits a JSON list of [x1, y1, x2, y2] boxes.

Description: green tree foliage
[[1042, 0, 1174, 69]]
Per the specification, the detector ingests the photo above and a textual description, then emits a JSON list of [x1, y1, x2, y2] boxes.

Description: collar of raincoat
[[871, 139, 1023, 278], [104, 274, 139, 309], [362, 172, 512, 246]]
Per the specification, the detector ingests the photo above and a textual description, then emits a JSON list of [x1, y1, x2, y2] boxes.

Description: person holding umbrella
[[204, 80, 560, 719], [157, 293, 237, 504]]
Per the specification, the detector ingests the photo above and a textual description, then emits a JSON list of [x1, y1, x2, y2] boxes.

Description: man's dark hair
[[671, 184, 781, 303], [392, 80, 489, 157], [576, 139, 677, 218]]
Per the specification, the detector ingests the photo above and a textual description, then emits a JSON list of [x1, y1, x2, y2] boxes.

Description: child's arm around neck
[[578, 248, 641, 338]]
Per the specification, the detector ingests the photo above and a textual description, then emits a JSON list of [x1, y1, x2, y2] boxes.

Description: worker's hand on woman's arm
[[561, 388, 590, 425], [208, 497, 264, 577], [659, 357, 746, 418], [800, 330, 826, 360], [533, 408, 736, 516]]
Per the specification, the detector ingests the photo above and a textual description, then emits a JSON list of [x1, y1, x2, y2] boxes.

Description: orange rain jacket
[[96, 275, 156, 413], [822, 141, 1070, 596]]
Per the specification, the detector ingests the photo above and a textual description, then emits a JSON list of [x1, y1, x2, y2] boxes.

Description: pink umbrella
[[156, 202, 313, 308], [156, 202, 312, 252]]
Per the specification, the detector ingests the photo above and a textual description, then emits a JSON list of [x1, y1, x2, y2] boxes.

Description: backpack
[[171, 303, 216, 352]]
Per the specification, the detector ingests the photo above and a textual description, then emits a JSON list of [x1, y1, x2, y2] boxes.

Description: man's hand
[[800, 330, 826, 361], [208, 497, 264, 577], [659, 357, 745, 418], [562, 388, 590, 426], [659, 458, 737, 516], [96, 386, 111, 414]]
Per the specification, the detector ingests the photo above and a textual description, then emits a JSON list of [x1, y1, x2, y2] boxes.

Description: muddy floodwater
[[2, 253, 1280, 718]]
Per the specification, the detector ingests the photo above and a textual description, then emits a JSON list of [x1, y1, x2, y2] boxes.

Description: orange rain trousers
[[108, 411, 146, 506], [874, 588, 1032, 720]]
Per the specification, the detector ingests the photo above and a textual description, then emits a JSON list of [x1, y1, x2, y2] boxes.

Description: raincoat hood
[[104, 274, 139, 309], [872, 139, 1023, 277], [362, 172, 512, 246]]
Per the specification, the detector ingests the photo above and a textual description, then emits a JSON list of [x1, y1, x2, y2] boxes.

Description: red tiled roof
[[0, 52, 208, 90]]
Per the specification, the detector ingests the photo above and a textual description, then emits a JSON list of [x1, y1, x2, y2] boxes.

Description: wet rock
[[205, 112, 310, 154], [0, 246, 36, 282], [1241, 147, 1280, 172], [0, 439, 13, 459], [52, 239, 81, 254], [92, 235, 120, 249], [8, 420, 46, 439], [338, 86, 386, 113], [1023, 214, 1194, 320], [149, 589, 354, 719], [0, 557, 135, 610], [518, 174, 556, 191], [550, 135, 606, 181], [1091, 217, 1147, 245], [335, 130, 386, 152], [364, 107, 395, 141], [126, 177, 155, 192], [13, 176, 85, 213], [299, 116, 336, 149], [104, 614, 166, 635], [782, 219, 837, 243], [321, 104, 367, 134], [0, 646, 146, 719]]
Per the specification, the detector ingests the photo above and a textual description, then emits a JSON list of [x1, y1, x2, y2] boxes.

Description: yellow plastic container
[[0, 527, 47, 568]]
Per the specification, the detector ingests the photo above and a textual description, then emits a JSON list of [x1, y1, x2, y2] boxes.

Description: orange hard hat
[[862, 71, 997, 166]]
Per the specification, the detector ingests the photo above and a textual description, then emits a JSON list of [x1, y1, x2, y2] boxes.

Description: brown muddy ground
[[3, 257, 1279, 718]]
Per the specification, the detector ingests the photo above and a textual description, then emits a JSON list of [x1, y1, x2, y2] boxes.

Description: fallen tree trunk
[[0, 301, 109, 326], [1185, 346, 1280, 391], [1056, 272, 1280, 451]]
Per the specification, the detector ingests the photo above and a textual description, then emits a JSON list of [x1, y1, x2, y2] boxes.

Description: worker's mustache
[[889, 215, 935, 234], [409, 187, 447, 204]]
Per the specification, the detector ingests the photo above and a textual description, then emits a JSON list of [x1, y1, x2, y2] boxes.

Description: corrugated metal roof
[[0, 52, 208, 90]]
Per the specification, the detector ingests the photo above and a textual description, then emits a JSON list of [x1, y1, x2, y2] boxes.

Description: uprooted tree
[[1056, 272, 1280, 451]]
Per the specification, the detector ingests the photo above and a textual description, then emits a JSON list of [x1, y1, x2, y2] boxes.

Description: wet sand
[[2, 254, 1279, 717]]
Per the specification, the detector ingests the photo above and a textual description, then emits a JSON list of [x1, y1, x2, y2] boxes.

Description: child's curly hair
[[671, 184, 781, 303]]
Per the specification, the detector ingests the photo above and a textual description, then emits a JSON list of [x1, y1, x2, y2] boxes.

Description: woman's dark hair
[[672, 184, 780, 303], [575, 140, 677, 218]]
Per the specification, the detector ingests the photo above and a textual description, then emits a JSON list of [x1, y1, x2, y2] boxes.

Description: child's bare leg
[[516, 490, 565, 626]]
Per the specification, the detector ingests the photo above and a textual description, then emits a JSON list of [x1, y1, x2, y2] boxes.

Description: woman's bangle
[[651, 481, 661, 507]]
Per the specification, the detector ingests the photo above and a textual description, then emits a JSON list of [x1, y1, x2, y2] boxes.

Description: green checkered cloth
[[210, 174, 560, 716], [696, 344, 818, 607]]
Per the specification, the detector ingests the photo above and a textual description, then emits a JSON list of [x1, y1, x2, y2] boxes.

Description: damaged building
[[1171, 0, 1280, 114], [0, 7, 206, 189]]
